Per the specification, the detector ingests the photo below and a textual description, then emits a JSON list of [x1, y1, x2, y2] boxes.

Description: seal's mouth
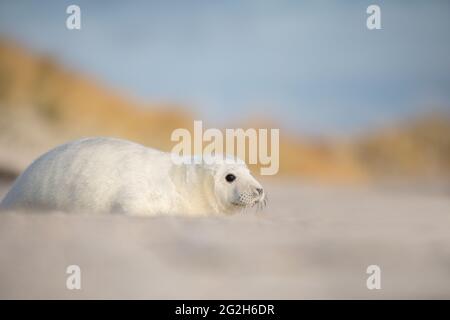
[[230, 200, 246, 208], [231, 193, 268, 211]]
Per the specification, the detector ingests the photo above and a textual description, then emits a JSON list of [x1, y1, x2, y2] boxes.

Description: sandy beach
[[1, 178, 449, 299]]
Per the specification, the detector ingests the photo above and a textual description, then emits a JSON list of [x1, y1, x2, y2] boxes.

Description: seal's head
[[202, 155, 267, 214]]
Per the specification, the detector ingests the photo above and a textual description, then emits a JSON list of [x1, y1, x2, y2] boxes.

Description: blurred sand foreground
[[1, 178, 449, 299]]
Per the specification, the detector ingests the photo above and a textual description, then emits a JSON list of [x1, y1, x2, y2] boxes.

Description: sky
[[1, 0, 450, 135]]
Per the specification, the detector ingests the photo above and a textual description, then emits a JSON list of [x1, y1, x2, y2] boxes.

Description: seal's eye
[[225, 174, 236, 183]]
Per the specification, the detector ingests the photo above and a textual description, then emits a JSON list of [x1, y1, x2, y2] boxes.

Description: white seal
[[0, 137, 266, 216]]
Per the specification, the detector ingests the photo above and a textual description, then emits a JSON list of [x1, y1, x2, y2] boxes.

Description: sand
[[0, 178, 449, 299]]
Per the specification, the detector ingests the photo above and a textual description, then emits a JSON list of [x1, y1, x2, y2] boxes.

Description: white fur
[[0, 137, 265, 216]]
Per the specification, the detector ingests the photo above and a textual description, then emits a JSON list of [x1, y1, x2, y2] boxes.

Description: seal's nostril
[[256, 188, 263, 195]]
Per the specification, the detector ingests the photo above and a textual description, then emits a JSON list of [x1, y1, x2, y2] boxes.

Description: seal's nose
[[256, 188, 263, 196]]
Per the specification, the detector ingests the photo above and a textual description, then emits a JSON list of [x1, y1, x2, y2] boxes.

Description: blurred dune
[[0, 39, 194, 173], [355, 114, 450, 180], [0, 39, 449, 184]]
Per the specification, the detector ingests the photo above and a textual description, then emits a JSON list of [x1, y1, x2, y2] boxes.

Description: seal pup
[[0, 137, 266, 216]]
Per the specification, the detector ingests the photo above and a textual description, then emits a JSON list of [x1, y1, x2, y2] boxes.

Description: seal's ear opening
[[168, 162, 188, 187], [197, 162, 214, 178], [203, 168, 216, 191], [195, 161, 217, 192]]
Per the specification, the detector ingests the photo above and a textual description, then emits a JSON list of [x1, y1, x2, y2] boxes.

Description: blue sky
[[1, 0, 450, 135]]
